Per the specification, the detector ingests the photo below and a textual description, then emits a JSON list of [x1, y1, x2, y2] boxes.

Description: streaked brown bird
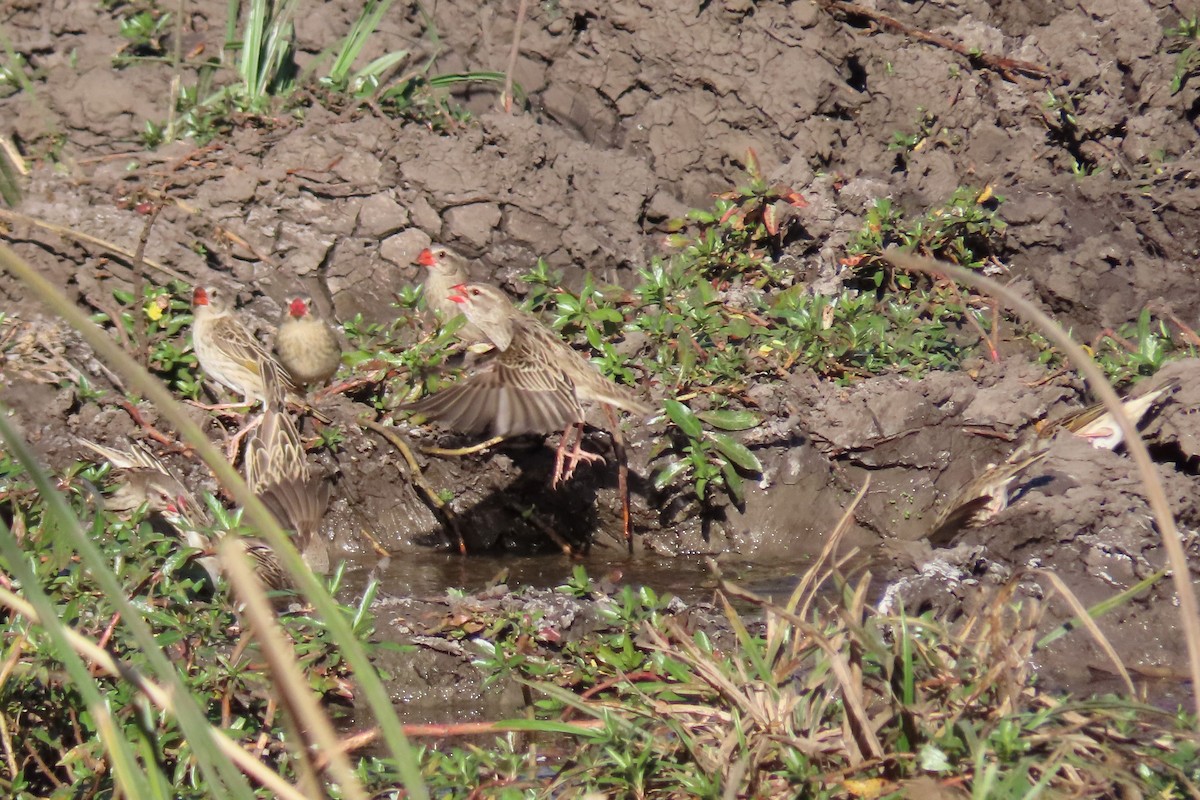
[[77, 438, 217, 582], [417, 246, 485, 342], [928, 448, 1050, 545], [78, 438, 193, 519], [1035, 378, 1177, 451], [191, 285, 293, 406], [406, 282, 653, 486], [274, 295, 342, 390], [243, 403, 332, 580]]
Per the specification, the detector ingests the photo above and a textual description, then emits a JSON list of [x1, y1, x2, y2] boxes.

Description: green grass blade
[[0, 425, 158, 798], [0, 240, 428, 798], [0, 412, 255, 798], [329, 0, 396, 85], [0, 144, 20, 207]]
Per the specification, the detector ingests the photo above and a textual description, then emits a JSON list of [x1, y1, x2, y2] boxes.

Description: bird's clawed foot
[[552, 423, 606, 488]]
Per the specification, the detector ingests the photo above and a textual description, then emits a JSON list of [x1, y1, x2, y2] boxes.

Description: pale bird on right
[[1034, 378, 1178, 451]]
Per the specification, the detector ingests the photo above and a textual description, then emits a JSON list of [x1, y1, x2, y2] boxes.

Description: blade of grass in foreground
[[0, 415, 221, 797], [0, 240, 428, 798], [884, 247, 1200, 725]]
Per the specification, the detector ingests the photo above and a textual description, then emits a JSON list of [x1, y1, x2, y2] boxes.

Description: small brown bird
[[78, 438, 217, 581], [406, 282, 653, 485], [418, 246, 484, 342], [1036, 379, 1178, 451], [78, 438, 193, 519], [191, 285, 293, 406], [243, 403, 332, 579], [274, 295, 342, 390], [928, 448, 1050, 545]]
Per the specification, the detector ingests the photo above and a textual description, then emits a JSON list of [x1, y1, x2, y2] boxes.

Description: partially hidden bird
[[928, 447, 1050, 545], [243, 401, 332, 582], [77, 438, 217, 582], [78, 438, 194, 519], [1035, 378, 1178, 451], [405, 282, 653, 487], [417, 246, 485, 342], [274, 295, 342, 391]]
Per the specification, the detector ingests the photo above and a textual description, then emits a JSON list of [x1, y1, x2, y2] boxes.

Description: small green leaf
[[584, 324, 604, 350], [708, 432, 762, 473], [721, 460, 745, 505], [664, 399, 703, 440], [697, 409, 761, 431], [652, 459, 690, 491], [585, 305, 618, 322], [725, 316, 753, 340]]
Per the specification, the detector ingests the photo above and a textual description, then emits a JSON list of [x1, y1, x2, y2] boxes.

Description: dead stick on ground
[[603, 405, 634, 554], [130, 201, 165, 368], [421, 435, 505, 457], [360, 418, 467, 554], [501, 0, 529, 112], [818, 0, 1063, 81], [0, 208, 191, 282]]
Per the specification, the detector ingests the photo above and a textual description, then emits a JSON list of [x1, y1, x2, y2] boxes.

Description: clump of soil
[[3, 0, 1200, 692]]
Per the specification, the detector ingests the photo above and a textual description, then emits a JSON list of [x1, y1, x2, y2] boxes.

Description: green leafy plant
[[1167, 15, 1200, 94], [105, 280, 203, 399], [116, 9, 172, 59], [845, 186, 1007, 288], [137, 0, 508, 146], [664, 148, 807, 283], [652, 399, 762, 507], [1092, 307, 1197, 384]]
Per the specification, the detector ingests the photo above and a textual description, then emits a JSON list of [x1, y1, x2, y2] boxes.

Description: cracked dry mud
[[3, 0, 1200, 705]]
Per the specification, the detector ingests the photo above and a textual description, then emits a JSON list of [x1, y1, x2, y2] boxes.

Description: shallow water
[[342, 548, 819, 605]]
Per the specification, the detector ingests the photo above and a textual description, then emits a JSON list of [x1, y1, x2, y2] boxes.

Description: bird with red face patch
[[274, 295, 342, 391], [190, 285, 293, 406], [417, 245, 485, 342], [406, 282, 654, 486]]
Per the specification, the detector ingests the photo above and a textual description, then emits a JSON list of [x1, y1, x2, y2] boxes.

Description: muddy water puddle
[[346, 549, 820, 605]]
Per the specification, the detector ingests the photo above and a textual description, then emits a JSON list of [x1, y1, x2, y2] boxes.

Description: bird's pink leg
[[602, 403, 634, 553], [552, 423, 605, 487], [224, 411, 264, 463]]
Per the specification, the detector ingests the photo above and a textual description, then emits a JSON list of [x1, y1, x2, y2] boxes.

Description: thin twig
[[603, 404, 634, 554], [421, 435, 505, 456], [131, 201, 165, 367], [359, 418, 466, 554], [501, 0, 529, 112], [0, 208, 190, 282], [818, 0, 1064, 81]]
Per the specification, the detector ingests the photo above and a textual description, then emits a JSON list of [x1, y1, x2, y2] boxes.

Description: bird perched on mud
[[417, 246, 485, 342], [928, 447, 1050, 546], [274, 295, 342, 391], [243, 402, 332, 581], [190, 286, 293, 406], [1033, 378, 1178, 451], [405, 282, 653, 486]]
